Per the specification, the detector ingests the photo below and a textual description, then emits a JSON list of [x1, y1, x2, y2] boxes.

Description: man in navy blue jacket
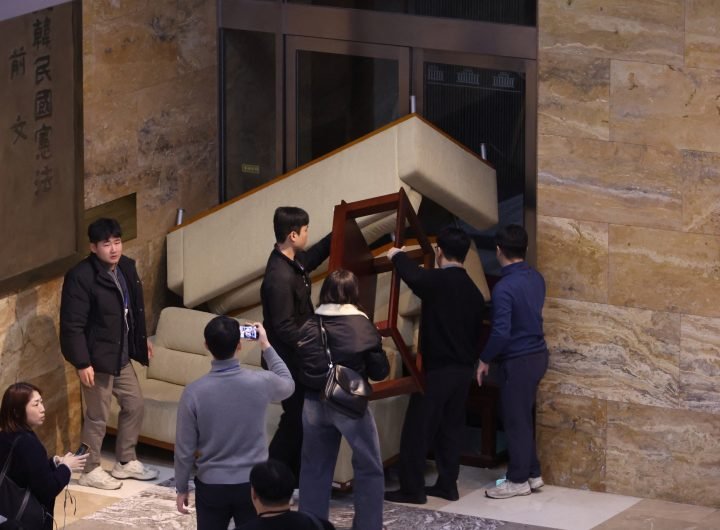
[[476, 224, 548, 499]]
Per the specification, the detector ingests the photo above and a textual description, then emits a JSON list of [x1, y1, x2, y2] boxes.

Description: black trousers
[[194, 478, 255, 530], [499, 351, 548, 484], [268, 383, 305, 484], [397, 365, 474, 495]]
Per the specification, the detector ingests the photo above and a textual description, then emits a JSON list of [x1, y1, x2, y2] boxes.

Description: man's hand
[[253, 322, 271, 351], [78, 366, 95, 387], [387, 246, 406, 260], [476, 361, 489, 386], [176, 492, 190, 514], [147, 339, 154, 360]]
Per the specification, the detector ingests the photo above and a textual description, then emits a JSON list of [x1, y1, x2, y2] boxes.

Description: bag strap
[[318, 317, 334, 367], [1, 435, 21, 481]]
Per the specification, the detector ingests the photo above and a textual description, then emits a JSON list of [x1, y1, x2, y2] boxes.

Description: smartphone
[[239, 324, 258, 340], [74, 442, 90, 456]]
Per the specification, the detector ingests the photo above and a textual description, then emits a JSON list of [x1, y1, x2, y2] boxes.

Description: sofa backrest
[[149, 307, 230, 387]]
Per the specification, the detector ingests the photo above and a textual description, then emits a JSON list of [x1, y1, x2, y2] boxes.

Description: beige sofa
[[109, 298, 411, 487]]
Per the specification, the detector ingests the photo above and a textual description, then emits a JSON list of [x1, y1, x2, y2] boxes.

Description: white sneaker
[[110, 460, 159, 481], [529, 476, 545, 491], [78, 466, 122, 490], [485, 479, 531, 499]]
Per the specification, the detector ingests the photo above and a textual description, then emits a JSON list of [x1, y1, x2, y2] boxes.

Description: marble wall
[[537, 0, 720, 507], [0, 0, 217, 454]]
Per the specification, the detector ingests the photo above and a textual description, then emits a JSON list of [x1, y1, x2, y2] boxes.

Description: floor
[[54, 442, 720, 530]]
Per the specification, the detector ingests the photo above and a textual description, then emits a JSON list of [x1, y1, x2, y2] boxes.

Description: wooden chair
[[328, 188, 433, 399]]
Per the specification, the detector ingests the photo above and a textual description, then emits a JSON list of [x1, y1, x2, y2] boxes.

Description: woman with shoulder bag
[[0, 382, 88, 529], [297, 270, 390, 530]]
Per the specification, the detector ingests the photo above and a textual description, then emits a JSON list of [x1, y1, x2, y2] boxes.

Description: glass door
[[413, 49, 537, 269], [286, 37, 410, 170]]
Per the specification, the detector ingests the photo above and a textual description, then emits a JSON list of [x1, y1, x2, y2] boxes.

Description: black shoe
[[424, 485, 460, 501], [384, 490, 427, 504]]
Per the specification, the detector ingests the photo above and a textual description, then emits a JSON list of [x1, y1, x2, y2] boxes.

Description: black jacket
[[0, 430, 71, 527], [60, 254, 149, 375], [297, 306, 390, 391], [392, 253, 485, 370], [260, 234, 332, 373]]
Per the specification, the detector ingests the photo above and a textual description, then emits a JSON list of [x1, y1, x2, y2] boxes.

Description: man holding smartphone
[[175, 316, 294, 529], [260, 207, 331, 483], [60, 218, 158, 490]]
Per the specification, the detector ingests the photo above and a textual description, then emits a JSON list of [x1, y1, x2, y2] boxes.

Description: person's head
[[436, 227, 471, 264], [319, 269, 360, 307], [273, 207, 309, 249], [495, 224, 528, 262], [0, 382, 45, 432], [204, 315, 241, 360], [88, 218, 123, 267], [249, 459, 296, 509]]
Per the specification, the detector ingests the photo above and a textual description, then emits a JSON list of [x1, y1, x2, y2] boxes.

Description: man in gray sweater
[[174, 316, 295, 530]]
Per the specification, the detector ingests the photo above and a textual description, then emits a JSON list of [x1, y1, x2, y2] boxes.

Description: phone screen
[[74, 443, 89, 456], [239, 325, 258, 340]]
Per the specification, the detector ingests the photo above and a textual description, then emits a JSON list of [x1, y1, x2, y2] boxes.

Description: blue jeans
[[299, 393, 384, 530]]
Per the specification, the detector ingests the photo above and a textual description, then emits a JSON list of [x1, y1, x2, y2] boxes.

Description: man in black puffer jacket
[[261, 206, 331, 484], [60, 218, 157, 490]]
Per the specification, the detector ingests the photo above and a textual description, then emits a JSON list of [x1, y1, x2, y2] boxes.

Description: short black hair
[[204, 315, 240, 360], [273, 207, 309, 243], [437, 227, 471, 263], [88, 218, 122, 243], [249, 459, 296, 507], [495, 224, 528, 260], [319, 269, 360, 306]]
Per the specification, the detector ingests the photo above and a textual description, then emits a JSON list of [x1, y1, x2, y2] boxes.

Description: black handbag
[[0, 436, 49, 530], [319, 318, 372, 419]]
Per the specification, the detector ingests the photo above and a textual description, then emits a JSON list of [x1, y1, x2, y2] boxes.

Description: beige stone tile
[[537, 216, 608, 303], [685, 0, 720, 69], [606, 402, 720, 506], [134, 66, 217, 228], [84, 0, 149, 25], [83, 92, 140, 205], [610, 61, 720, 152], [620, 498, 717, 522], [594, 513, 720, 530], [88, 7, 179, 97], [680, 315, 720, 414], [699, 510, 720, 525], [682, 150, 720, 235], [542, 298, 680, 408], [536, 392, 607, 491], [608, 225, 720, 317], [685, 32, 720, 70], [538, 135, 682, 229], [175, 0, 217, 75], [539, 0, 684, 65], [538, 52, 610, 140]]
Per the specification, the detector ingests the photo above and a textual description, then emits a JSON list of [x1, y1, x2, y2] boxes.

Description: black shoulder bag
[[0, 435, 49, 529], [319, 318, 372, 419]]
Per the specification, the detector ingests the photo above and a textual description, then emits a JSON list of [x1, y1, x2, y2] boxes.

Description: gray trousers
[[80, 362, 144, 472]]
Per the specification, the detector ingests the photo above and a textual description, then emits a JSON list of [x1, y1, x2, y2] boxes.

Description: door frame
[[285, 36, 411, 170]]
